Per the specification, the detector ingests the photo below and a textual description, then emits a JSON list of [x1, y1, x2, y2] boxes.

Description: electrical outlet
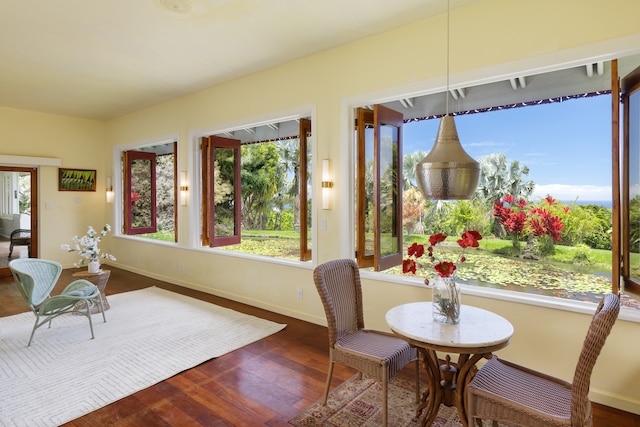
[[297, 287, 303, 299]]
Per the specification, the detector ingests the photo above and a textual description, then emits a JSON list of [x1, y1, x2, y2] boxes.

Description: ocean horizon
[[562, 200, 612, 208]]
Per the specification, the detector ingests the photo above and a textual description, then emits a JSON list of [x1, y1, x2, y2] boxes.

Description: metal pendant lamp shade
[[416, 115, 480, 200]]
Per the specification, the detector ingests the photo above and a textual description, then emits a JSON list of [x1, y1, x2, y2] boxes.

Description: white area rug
[[0, 286, 286, 426]]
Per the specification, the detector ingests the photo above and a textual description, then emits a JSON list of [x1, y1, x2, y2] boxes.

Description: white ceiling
[[0, 0, 485, 120]]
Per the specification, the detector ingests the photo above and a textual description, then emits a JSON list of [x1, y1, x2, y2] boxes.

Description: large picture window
[[356, 57, 640, 310]]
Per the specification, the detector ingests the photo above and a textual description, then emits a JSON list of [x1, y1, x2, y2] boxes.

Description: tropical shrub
[[493, 195, 566, 258]]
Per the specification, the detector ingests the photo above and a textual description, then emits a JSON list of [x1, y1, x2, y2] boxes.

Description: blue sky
[[403, 94, 612, 202]]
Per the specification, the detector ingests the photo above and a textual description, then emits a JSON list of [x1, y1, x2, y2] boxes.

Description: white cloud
[[532, 184, 611, 201]]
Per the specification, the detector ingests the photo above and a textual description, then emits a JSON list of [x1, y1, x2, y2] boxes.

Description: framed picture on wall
[[58, 168, 97, 191]]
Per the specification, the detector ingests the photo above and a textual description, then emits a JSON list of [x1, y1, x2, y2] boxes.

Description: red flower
[[503, 194, 514, 204], [504, 210, 527, 234], [544, 195, 558, 205], [457, 230, 482, 248], [434, 261, 456, 278], [515, 199, 528, 208], [407, 242, 425, 258], [402, 259, 417, 274], [429, 233, 447, 247], [404, 230, 482, 280]]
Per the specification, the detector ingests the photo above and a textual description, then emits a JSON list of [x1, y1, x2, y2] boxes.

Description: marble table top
[[386, 302, 514, 349]]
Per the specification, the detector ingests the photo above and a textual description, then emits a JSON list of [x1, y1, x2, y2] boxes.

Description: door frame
[[0, 166, 38, 277]]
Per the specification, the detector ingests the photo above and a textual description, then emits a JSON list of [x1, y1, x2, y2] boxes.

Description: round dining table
[[386, 302, 514, 427]]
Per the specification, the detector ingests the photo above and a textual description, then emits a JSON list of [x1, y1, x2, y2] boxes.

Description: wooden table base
[[415, 349, 490, 427]]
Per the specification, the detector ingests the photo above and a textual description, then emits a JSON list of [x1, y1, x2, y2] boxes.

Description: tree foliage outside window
[[155, 154, 175, 233], [240, 142, 286, 230], [18, 173, 30, 215], [124, 144, 176, 241]]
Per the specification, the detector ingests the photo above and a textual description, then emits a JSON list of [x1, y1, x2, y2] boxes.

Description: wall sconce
[[321, 159, 333, 210], [179, 171, 189, 206], [105, 176, 114, 204]]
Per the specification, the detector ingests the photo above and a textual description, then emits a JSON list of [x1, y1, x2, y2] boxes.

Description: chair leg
[[382, 379, 388, 427], [95, 293, 107, 322], [322, 358, 335, 405], [27, 318, 39, 346], [85, 302, 95, 339]]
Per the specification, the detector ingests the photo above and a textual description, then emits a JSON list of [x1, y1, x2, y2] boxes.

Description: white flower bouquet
[[61, 224, 116, 268]]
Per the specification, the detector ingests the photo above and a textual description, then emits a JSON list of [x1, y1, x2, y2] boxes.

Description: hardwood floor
[[1, 266, 638, 426]]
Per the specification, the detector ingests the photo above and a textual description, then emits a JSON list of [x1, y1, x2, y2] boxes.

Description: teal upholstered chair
[[9, 259, 106, 346]]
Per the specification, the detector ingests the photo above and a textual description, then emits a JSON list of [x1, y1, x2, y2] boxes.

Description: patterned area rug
[[289, 374, 466, 426], [0, 287, 286, 426]]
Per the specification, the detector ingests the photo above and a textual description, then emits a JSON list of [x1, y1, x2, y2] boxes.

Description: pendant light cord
[[446, 0, 450, 116]]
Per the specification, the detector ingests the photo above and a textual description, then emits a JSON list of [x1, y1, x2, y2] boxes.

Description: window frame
[[621, 61, 640, 296], [119, 141, 178, 242], [355, 105, 404, 271], [201, 135, 242, 247], [123, 150, 157, 235], [198, 114, 313, 262], [350, 59, 637, 307]]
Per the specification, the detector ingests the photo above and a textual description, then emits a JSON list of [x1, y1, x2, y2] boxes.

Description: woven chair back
[[9, 259, 63, 307], [570, 293, 620, 424], [313, 259, 365, 347]]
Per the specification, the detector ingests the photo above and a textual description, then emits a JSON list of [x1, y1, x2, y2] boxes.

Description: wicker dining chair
[[10, 259, 106, 346], [465, 293, 620, 427], [313, 259, 420, 427]]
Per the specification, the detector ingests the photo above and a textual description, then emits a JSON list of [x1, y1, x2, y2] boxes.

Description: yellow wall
[[0, 106, 106, 262], [2, 0, 639, 414]]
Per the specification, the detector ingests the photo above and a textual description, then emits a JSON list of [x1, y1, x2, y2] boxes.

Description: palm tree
[[277, 139, 300, 230], [475, 153, 535, 236], [476, 153, 535, 205], [402, 150, 427, 191]]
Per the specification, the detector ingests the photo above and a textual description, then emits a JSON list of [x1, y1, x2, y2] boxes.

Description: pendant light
[[416, 0, 479, 200]]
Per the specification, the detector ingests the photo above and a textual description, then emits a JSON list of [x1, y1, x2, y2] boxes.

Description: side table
[[72, 270, 111, 313]]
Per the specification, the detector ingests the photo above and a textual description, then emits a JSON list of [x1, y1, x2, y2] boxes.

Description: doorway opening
[[0, 166, 38, 277]]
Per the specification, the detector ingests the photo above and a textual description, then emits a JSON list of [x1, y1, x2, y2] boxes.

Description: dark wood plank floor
[[1, 266, 638, 426]]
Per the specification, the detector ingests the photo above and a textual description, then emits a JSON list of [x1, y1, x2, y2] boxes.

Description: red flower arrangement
[[403, 230, 482, 279]]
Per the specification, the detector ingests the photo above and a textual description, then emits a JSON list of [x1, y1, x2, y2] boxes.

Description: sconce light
[[321, 159, 333, 210], [105, 176, 114, 204], [179, 171, 189, 206]]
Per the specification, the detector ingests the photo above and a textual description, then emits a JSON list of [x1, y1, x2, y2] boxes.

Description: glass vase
[[432, 275, 461, 324]]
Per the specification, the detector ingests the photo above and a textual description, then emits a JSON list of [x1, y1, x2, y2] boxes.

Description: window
[[201, 135, 241, 247], [122, 142, 177, 242], [201, 117, 312, 261], [622, 63, 640, 297], [355, 57, 640, 310]]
